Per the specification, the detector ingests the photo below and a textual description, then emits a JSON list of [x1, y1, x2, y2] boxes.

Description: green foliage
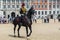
[[58, 14, 60, 17], [57, 14, 60, 19]]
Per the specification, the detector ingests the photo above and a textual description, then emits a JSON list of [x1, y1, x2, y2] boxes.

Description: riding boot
[[21, 15, 24, 22]]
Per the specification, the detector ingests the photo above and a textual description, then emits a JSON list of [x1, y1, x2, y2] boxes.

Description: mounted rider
[[20, 3, 27, 17], [20, 3, 28, 23]]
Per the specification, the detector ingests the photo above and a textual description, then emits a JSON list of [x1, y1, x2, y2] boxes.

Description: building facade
[[31, 0, 60, 19], [0, 0, 60, 19], [0, 0, 31, 18]]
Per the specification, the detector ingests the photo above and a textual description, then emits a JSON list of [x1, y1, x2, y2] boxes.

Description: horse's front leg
[[28, 25, 32, 37], [17, 24, 21, 37], [14, 24, 17, 37]]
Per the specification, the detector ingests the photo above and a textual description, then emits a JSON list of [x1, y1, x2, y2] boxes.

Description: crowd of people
[[0, 3, 47, 24], [0, 16, 8, 24]]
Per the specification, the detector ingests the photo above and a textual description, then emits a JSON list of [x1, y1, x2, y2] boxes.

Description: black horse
[[13, 7, 35, 37]]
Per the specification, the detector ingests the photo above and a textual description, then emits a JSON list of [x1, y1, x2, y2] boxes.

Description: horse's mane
[[27, 7, 33, 19]]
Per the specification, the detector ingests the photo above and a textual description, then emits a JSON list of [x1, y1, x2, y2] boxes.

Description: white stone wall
[[0, 0, 60, 19]]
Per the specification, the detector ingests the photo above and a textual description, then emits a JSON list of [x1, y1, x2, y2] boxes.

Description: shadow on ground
[[9, 35, 31, 40]]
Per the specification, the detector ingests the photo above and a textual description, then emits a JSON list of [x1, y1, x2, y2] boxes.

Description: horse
[[12, 7, 35, 37]]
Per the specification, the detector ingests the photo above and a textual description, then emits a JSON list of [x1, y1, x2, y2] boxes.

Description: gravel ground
[[0, 19, 60, 40]]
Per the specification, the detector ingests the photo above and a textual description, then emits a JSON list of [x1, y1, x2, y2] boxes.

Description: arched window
[[42, 11, 44, 15]]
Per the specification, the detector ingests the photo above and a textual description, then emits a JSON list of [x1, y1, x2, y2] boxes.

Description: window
[[20, 0, 25, 2], [57, 0, 60, 2], [8, 15, 10, 18], [53, 11, 55, 14], [53, 5, 55, 8], [16, 0, 20, 2], [38, 4, 40, 8], [16, 0, 19, 2], [3, 5, 6, 8], [53, 0, 56, 2], [17, 5, 19, 8], [57, 11, 59, 14], [12, 0, 15, 2], [8, 5, 10, 8], [45, 0, 47, 2], [12, 5, 15, 8], [42, 11, 44, 15], [38, 16, 40, 18], [42, 0, 44, 2], [27, 4, 29, 8], [3, 0, 6, 2], [38, 0, 40, 2], [57, 5, 59, 8], [7, 0, 10, 2], [49, 5, 51, 8], [3, 0, 6, 3], [3, 11, 6, 15], [49, 11, 51, 14], [27, 0, 30, 2], [31, 0, 35, 2], [49, 0, 52, 2], [38, 11, 40, 15], [45, 11, 47, 15], [38, 0, 40, 1], [45, 5, 47, 8], [42, 4, 44, 8], [16, 0, 19, 3]]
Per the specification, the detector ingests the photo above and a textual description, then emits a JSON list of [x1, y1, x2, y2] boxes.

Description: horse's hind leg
[[17, 24, 21, 37], [26, 26, 28, 37], [14, 24, 17, 37], [28, 25, 32, 37]]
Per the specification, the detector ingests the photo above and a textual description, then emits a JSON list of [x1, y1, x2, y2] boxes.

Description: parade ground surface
[[0, 19, 60, 40]]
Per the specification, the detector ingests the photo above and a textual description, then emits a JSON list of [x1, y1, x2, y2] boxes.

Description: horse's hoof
[[27, 32, 32, 37], [14, 35, 16, 37], [27, 35, 30, 37], [18, 35, 20, 37]]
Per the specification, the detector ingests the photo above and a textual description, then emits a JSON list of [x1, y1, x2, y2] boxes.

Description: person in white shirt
[[32, 13, 37, 23]]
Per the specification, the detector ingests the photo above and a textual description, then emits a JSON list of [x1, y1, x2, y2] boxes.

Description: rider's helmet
[[21, 3, 25, 7]]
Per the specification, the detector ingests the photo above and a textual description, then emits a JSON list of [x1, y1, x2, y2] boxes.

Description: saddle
[[21, 16, 31, 24]]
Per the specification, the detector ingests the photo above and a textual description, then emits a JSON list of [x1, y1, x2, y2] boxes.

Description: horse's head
[[27, 6, 35, 19]]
